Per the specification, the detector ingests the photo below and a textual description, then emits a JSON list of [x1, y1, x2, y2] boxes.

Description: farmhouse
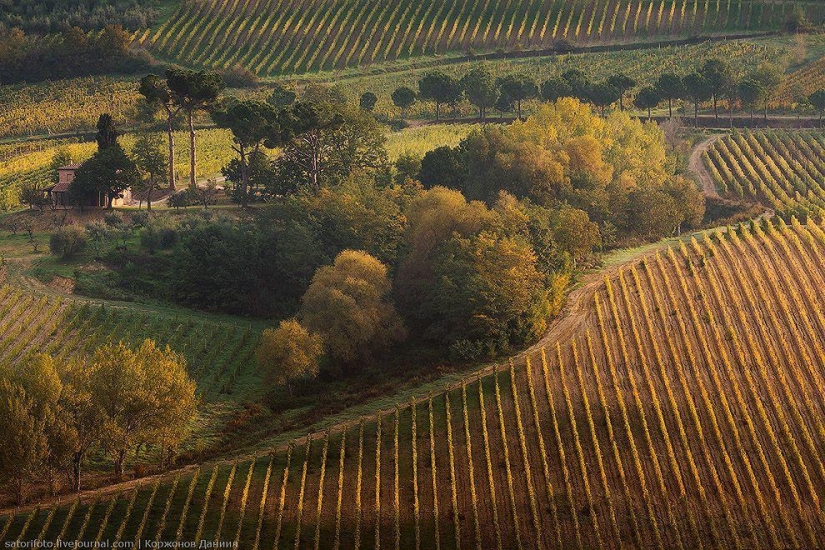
[[43, 163, 133, 208]]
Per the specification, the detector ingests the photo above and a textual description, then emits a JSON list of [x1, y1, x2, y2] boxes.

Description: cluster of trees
[[0, 24, 151, 85], [378, 68, 546, 121], [125, 98, 699, 390], [0, 0, 159, 33], [0, 339, 196, 504], [629, 59, 785, 123], [374, 59, 815, 124], [213, 84, 387, 206], [420, 100, 704, 239]]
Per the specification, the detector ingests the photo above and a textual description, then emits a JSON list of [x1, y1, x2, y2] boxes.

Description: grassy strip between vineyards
[[3, 216, 825, 548]]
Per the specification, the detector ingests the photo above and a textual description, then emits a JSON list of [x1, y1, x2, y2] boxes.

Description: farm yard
[[3, 217, 825, 547]]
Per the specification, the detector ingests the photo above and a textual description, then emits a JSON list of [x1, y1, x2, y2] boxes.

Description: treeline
[[0, 0, 159, 33], [0, 24, 151, 85], [378, 58, 825, 124]]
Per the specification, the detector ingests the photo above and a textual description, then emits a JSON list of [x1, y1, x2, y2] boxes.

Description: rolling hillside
[[140, 0, 825, 76], [4, 216, 825, 547]]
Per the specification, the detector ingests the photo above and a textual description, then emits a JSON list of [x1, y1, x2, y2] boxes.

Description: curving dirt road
[[689, 133, 723, 198]]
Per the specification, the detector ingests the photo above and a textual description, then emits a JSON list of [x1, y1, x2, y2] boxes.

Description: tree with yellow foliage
[[88, 340, 196, 475], [300, 250, 405, 367], [256, 319, 323, 393]]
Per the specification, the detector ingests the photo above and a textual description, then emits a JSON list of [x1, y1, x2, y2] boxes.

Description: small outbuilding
[[43, 163, 133, 208]]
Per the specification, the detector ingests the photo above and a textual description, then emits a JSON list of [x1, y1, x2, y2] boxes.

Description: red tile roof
[[58, 164, 82, 170], [52, 180, 71, 193]]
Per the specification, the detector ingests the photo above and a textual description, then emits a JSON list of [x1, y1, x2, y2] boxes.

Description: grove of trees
[[0, 340, 196, 503]]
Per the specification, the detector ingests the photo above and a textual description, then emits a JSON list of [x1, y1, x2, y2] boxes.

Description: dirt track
[[689, 134, 722, 198]]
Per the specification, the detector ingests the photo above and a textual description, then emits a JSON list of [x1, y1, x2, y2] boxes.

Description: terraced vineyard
[[4, 217, 825, 547], [142, 0, 821, 76], [703, 130, 825, 216]]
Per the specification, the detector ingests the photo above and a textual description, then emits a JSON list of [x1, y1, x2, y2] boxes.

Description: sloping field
[[0, 287, 261, 398], [4, 217, 825, 547], [778, 54, 825, 102], [703, 129, 825, 216], [141, 0, 823, 75]]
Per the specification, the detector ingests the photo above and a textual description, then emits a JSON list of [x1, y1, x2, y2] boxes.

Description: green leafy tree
[[88, 340, 196, 474], [540, 76, 572, 103], [165, 67, 225, 188], [738, 78, 766, 121], [700, 59, 734, 119], [655, 73, 683, 118], [69, 144, 139, 209], [256, 319, 323, 393], [139, 73, 183, 190], [552, 205, 601, 265], [633, 86, 662, 120], [561, 69, 591, 102], [496, 74, 538, 119], [222, 149, 275, 204], [300, 250, 405, 366], [809, 89, 825, 125], [49, 226, 86, 259], [752, 63, 783, 119], [60, 356, 104, 493], [396, 188, 549, 353], [391, 86, 416, 118], [0, 380, 49, 504], [131, 132, 167, 210], [589, 82, 620, 115], [84, 221, 113, 258], [419, 145, 467, 190], [494, 90, 514, 118], [606, 73, 636, 110], [212, 99, 285, 208], [461, 67, 499, 120], [418, 71, 463, 120], [95, 113, 118, 150], [268, 83, 297, 107], [359, 91, 378, 112], [274, 101, 387, 192], [682, 72, 712, 125]]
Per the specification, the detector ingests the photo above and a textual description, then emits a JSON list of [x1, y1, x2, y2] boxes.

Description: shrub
[[140, 219, 178, 253], [220, 66, 259, 88], [131, 210, 150, 228], [168, 192, 190, 209], [49, 226, 87, 259], [103, 211, 125, 228]]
